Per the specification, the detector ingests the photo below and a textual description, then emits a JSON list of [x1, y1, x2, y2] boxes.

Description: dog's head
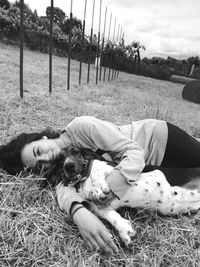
[[45, 145, 105, 187], [62, 146, 88, 186]]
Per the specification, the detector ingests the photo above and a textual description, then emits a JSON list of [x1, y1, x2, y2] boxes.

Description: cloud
[[116, 0, 200, 58], [142, 34, 200, 59], [107, 0, 137, 9], [135, 20, 170, 34]]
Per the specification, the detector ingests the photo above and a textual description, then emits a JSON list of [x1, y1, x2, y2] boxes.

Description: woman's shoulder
[[65, 116, 97, 133], [69, 116, 103, 128], [72, 116, 98, 123]]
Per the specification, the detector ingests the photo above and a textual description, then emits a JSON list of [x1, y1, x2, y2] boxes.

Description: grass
[[1, 42, 200, 266]]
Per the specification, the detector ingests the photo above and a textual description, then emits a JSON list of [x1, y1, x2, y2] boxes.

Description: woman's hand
[[73, 207, 118, 253]]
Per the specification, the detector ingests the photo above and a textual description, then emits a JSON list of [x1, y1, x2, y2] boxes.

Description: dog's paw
[[117, 219, 137, 248], [91, 180, 111, 202]]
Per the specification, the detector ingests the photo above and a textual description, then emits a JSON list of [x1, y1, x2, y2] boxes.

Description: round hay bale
[[182, 80, 200, 103], [170, 75, 197, 85]]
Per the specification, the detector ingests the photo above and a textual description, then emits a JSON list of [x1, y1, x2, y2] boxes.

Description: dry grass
[[1, 42, 200, 266]]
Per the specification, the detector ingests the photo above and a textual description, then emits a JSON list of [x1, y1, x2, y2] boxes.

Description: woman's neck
[[54, 132, 71, 149]]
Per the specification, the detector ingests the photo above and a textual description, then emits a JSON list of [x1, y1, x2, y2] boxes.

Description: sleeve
[[65, 116, 145, 199], [55, 182, 89, 214]]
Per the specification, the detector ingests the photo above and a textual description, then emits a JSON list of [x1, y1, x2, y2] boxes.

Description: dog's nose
[[64, 162, 75, 173]]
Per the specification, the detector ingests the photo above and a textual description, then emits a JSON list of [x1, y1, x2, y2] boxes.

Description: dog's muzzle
[[63, 161, 87, 185]]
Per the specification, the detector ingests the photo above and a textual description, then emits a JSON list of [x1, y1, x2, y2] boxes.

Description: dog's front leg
[[92, 205, 136, 248], [90, 160, 113, 202]]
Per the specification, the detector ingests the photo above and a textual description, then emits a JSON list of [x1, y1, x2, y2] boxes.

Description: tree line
[[0, 0, 200, 81]]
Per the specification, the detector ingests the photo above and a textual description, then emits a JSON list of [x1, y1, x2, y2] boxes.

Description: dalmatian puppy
[[57, 146, 200, 248]]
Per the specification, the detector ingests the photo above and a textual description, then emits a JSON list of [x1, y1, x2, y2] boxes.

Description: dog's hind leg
[[112, 170, 200, 216], [139, 170, 200, 215], [138, 170, 200, 215], [159, 186, 200, 215]]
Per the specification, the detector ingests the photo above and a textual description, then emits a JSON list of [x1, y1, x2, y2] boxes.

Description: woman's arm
[[55, 182, 85, 213], [72, 206, 118, 253], [64, 116, 145, 199], [56, 182, 118, 253]]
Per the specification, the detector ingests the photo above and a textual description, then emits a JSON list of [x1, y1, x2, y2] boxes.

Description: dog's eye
[[71, 148, 78, 154], [71, 147, 81, 154], [64, 162, 75, 173], [73, 151, 80, 156]]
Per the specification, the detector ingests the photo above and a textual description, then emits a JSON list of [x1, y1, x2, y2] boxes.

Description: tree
[[61, 16, 82, 35], [0, 0, 10, 9], [131, 41, 145, 64], [188, 56, 199, 76], [46, 6, 65, 25]]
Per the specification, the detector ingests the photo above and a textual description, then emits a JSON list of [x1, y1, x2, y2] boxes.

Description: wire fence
[[19, 0, 124, 98]]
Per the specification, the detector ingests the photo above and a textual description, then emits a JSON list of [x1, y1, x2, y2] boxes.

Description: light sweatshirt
[[56, 116, 168, 214]]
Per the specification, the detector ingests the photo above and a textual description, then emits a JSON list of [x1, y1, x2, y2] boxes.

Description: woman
[[1, 116, 200, 253]]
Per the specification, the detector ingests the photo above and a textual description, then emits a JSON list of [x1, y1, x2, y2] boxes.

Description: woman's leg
[[143, 165, 197, 186], [161, 122, 200, 168], [145, 122, 200, 186]]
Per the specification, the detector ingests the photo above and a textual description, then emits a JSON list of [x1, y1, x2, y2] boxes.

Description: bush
[[0, 0, 10, 9], [0, 7, 11, 31], [138, 63, 171, 80], [182, 81, 200, 104]]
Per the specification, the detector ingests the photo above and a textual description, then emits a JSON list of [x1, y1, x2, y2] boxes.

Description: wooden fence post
[[79, 0, 87, 85], [19, 0, 24, 98], [49, 0, 53, 93], [67, 0, 73, 90], [99, 6, 107, 81], [87, 0, 95, 84], [103, 12, 112, 81], [95, 0, 102, 84]]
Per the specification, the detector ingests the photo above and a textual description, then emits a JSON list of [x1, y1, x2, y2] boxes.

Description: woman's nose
[[38, 152, 51, 162]]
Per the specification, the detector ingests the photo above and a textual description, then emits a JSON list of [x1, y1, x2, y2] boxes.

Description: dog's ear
[[44, 163, 63, 187]]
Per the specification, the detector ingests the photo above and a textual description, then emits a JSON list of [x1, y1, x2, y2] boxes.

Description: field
[[1, 42, 200, 266]]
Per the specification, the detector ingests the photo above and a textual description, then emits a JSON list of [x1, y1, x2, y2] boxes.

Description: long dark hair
[[0, 129, 60, 175]]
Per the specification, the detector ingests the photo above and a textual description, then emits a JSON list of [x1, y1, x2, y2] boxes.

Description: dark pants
[[143, 122, 200, 186], [162, 122, 200, 168]]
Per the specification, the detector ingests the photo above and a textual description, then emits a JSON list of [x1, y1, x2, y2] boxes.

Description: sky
[[10, 0, 200, 59]]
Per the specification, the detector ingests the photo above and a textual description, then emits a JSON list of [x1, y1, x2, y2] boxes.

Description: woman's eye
[[36, 148, 41, 156]]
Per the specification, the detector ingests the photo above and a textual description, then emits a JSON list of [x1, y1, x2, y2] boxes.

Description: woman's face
[[21, 138, 62, 170]]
